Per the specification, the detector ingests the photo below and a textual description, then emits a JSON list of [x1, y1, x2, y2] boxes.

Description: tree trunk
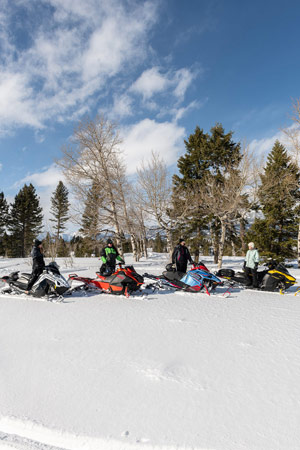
[[239, 218, 247, 256], [166, 229, 173, 257], [217, 220, 227, 269], [213, 234, 219, 264], [298, 220, 300, 268], [231, 240, 236, 257]]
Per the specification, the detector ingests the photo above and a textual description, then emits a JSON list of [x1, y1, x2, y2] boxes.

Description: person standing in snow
[[244, 242, 259, 288], [100, 239, 124, 276], [172, 239, 193, 273], [26, 239, 45, 293]]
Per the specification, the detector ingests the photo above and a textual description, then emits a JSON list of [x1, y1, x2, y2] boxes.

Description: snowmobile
[[215, 260, 296, 292], [144, 262, 227, 296], [68, 263, 144, 297], [0, 262, 70, 300]]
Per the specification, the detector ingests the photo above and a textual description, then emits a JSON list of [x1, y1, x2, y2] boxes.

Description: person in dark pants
[[172, 239, 193, 274], [100, 239, 124, 276], [26, 239, 45, 293], [244, 242, 259, 288]]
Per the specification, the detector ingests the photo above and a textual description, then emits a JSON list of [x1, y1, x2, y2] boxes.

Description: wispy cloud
[[0, 0, 158, 133], [15, 164, 65, 189], [249, 125, 298, 156], [130, 66, 196, 103]]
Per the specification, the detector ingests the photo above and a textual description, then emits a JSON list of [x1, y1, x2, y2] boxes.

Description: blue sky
[[0, 0, 299, 221]]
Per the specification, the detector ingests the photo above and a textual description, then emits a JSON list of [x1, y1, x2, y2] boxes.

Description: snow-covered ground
[[1, 254, 300, 450]]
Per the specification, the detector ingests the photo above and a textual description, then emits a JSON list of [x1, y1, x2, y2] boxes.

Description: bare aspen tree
[[137, 152, 189, 254], [56, 115, 124, 252], [114, 157, 140, 261], [195, 146, 260, 268]]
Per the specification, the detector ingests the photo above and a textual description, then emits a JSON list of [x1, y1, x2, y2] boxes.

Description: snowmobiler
[[69, 263, 144, 297], [216, 260, 296, 292], [27, 239, 46, 292], [0, 262, 70, 300], [172, 239, 193, 273], [100, 239, 124, 276], [144, 262, 226, 295]]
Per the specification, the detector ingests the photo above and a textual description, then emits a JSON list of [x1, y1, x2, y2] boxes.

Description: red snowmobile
[[68, 264, 144, 297]]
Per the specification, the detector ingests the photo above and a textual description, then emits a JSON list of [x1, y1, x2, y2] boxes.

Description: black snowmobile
[[0, 262, 70, 300], [216, 260, 296, 292]]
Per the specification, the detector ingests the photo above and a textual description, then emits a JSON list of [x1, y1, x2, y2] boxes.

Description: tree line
[[1, 103, 300, 267]]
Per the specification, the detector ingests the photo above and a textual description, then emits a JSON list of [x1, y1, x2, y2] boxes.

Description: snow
[[1, 254, 300, 450]]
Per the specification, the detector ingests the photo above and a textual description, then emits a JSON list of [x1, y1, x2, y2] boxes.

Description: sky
[[0, 0, 300, 227]]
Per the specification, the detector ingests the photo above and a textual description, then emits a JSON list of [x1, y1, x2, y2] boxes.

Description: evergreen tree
[[80, 182, 101, 240], [0, 192, 9, 255], [50, 181, 70, 240], [56, 237, 70, 257], [248, 141, 300, 260], [173, 124, 242, 262], [79, 182, 102, 255], [153, 232, 165, 252], [8, 184, 43, 257]]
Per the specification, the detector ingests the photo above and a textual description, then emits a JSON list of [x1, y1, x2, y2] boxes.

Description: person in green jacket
[[100, 239, 124, 276], [244, 242, 259, 288]]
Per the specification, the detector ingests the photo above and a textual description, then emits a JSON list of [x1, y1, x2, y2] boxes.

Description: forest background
[[1, 100, 300, 269]]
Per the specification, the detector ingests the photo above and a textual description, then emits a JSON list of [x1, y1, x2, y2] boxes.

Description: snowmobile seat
[[163, 270, 186, 282], [9, 271, 19, 281], [20, 273, 32, 279], [216, 268, 235, 278]]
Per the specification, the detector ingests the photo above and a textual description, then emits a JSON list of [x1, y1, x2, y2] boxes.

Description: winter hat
[[107, 238, 113, 245], [179, 238, 185, 244], [248, 242, 255, 249], [34, 239, 42, 247]]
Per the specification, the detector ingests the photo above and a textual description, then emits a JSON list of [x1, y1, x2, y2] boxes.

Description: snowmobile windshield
[[274, 263, 290, 274], [47, 262, 60, 273]]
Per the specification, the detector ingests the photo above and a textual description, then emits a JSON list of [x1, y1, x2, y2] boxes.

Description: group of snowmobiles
[[0, 257, 298, 301]]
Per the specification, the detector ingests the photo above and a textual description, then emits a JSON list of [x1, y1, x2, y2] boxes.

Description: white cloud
[[110, 94, 133, 118], [173, 68, 195, 101], [0, 72, 43, 129], [121, 118, 185, 174], [0, 162, 2, 171], [13, 164, 70, 225], [249, 127, 295, 156], [16, 164, 65, 188], [130, 66, 195, 102], [130, 67, 171, 100], [0, 0, 158, 133]]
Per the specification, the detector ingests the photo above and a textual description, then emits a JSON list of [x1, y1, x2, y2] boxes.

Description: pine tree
[[0, 192, 9, 256], [153, 232, 165, 252], [50, 181, 70, 240], [173, 124, 242, 262], [8, 184, 43, 257], [248, 141, 300, 260]]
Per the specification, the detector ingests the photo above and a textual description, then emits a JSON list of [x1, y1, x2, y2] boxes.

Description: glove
[[243, 261, 246, 269], [254, 262, 258, 270]]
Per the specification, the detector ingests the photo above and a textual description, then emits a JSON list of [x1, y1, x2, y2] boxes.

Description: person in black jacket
[[100, 239, 124, 276], [172, 238, 193, 273], [26, 239, 45, 292]]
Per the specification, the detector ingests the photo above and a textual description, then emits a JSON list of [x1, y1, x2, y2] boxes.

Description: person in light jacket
[[244, 242, 259, 288]]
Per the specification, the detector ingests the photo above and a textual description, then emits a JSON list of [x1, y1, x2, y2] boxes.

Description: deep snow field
[[1, 253, 300, 450]]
